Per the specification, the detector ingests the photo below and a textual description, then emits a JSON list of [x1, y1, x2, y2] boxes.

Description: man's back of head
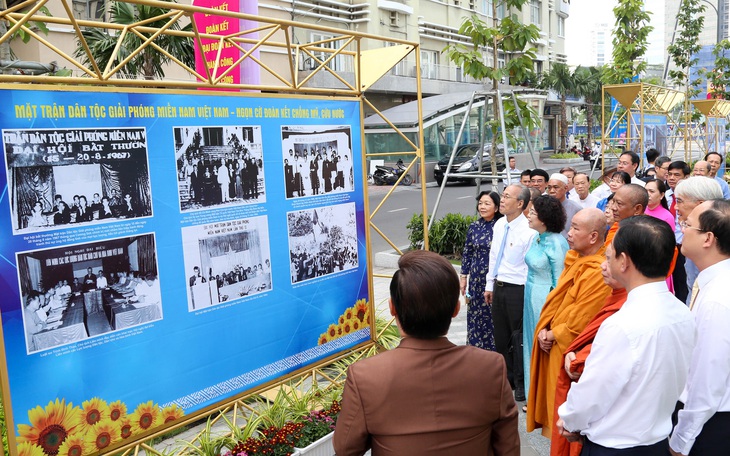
[[390, 250, 459, 339]]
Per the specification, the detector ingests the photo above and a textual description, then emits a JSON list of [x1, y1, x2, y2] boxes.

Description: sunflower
[[318, 334, 328, 345], [336, 324, 344, 337], [354, 300, 369, 323], [107, 401, 127, 422], [17, 442, 45, 456], [160, 404, 184, 423], [79, 397, 109, 432], [129, 401, 162, 435], [85, 419, 121, 452], [343, 321, 352, 334], [119, 418, 133, 440], [352, 320, 361, 331], [327, 324, 337, 339], [57, 434, 90, 456], [338, 315, 345, 325], [344, 308, 354, 321], [17, 399, 83, 456]]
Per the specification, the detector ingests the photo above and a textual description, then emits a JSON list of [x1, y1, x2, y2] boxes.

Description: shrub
[[406, 212, 476, 257], [549, 153, 581, 159]]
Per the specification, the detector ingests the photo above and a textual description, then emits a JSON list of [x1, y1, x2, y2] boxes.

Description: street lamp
[[700, 0, 723, 45]]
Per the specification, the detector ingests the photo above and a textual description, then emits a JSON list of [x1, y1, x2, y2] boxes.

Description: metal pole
[[510, 91, 539, 169], [496, 89, 511, 186]]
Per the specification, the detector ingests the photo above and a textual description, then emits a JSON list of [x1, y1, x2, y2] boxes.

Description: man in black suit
[[83, 267, 97, 292], [189, 266, 207, 287]]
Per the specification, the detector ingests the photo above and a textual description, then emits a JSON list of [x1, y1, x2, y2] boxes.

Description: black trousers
[[672, 402, 730, 455], [491, 282, 524, 389], [673, 246, 688, 303], [580, 438, 668, 456]]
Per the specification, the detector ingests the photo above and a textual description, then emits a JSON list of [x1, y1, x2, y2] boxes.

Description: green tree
[[610, 0, 653, 82], [74, 0, 194, 80], [709, 40, 730, 100], [667, 0, 705, 157], [443, 1, 540, 172], [572, 66, 604, 149], [542, 63, 574, 152]]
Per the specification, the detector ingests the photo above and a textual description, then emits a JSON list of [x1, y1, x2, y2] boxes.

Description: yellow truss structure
[[692, 99, 730, 157], [601, 83, 686, 169], [0, 1, 428, 455]]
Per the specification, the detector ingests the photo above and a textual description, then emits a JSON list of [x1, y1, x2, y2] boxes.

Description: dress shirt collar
[[506, 212, 528, 229], [696, 258, 730, 289], [624, 281, 671, 310], [398, 336, 456, 351]]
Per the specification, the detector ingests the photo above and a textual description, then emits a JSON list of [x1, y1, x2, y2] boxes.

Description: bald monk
[[526, 208, 612, 438], [550, 247, 628, 456], [605, 184, 649, 247]]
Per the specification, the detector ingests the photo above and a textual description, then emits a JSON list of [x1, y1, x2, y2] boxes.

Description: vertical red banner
[[193, 0, 260, 89]]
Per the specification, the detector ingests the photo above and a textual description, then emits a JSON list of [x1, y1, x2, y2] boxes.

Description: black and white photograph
[[3, 127, 153, 235], [182, 215, 272, 311], [287, 202, 358, 284], [174, 125, 265, 212], [281, 126, 353, 199], [17, 233, 162, 354]]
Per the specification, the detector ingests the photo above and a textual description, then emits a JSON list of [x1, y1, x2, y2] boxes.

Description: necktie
[[689, 280, 700, 310], [493, 224, 510, 276], [669, 196, 676, 217]]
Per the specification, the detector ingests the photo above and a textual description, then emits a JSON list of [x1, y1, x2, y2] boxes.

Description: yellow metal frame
[[602, 83, 685, 168], [692, 99, 730, 158], [0, 1, 427, 455]]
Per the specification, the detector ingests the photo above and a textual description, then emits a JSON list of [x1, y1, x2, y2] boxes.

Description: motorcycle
[[372, 159, 413, 186]]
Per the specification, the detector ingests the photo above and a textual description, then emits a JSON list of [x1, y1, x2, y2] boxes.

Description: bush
[[406, 212, 476, 257], [549, 153, 581, 159]]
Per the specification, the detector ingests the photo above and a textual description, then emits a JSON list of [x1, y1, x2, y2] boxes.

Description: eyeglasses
[[680, 221, 705, 233], [501, 193, 515, 200]]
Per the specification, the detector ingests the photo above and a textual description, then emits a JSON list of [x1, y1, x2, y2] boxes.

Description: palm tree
[[74, 0, 194, 80], [572, 66, 603, 149], [542, 63, 574, 152]]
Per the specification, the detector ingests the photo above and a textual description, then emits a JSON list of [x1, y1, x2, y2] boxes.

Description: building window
[[420, 50, 439, 79], [530, 0, 541, 26], [535, 60, 543, 74], [389, 11, 401, 27], [72, 0, 106, 20], [485, 0, 506, 18], [309, 33, 347, 71], [557, 16, 565, 37]]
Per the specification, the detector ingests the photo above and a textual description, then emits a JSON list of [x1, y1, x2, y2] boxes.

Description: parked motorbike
[[372, 159, 413, 186]]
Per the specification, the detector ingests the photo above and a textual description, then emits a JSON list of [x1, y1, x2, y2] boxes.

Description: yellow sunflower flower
[[129, 401, 162, 435], [352, 320, 361, 331], [338, 315, 346, 325], [107, 400, 127, 422], [57, 433, 90, 456], [119, 418, 133, 440], [160, 404, 184, 424], [336, 324, 344, 337], [318, 334, 329, 345], [17, 442, 45, 456], [344, 308, 354, 321], [17, 398, 83, 456], [85, 419, 121, 452], [354, 300, 369, 323], [327, 324, 337, 339], [79, 397, 109, 432], [343, 321, 352, 334]]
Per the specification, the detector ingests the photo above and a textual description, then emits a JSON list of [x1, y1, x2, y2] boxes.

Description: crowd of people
[[284, 146, 353, 198], [26, 190, 140, 228], [178, 132, 262, 207], [334, 150, 730, 456]]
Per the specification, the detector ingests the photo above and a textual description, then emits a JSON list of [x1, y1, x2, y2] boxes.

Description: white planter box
[[292, 432, 335, 456]]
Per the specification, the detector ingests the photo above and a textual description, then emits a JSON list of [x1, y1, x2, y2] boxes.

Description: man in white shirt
[[571, 172, 599, 209], [96, 269, 108, 289], [617, 151, 646, 187], [666, 160, 691, 302], [704, 152, 730, 199], [484, 184, 537, 402], [670, 199, 730, 456], [557, 215, 696, 455]]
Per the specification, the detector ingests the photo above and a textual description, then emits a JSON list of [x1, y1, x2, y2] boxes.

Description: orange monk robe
[[526, 248, 612, 438], [604, 222, 619, 248], [549, 287, 628, 456]]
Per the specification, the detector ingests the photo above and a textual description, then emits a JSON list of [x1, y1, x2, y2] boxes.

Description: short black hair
[[645, 148, 659, 163], [520, 169, 532, 179], [533, 195, 567, 234], [612, 171, 632, 185], [668, 160, 691, 176], [390, 250, 459, 339], [475, 191, 504, 221], [530, 168, 550, 182], [614, 215, 675, 278], [704, 151, 723, 162], [25, 290, 43, 308], [698, 199, 730, 256], [620, 151, 640, 170]]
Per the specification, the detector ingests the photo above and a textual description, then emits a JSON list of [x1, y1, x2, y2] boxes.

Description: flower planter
[[292, 432, 335, 456]]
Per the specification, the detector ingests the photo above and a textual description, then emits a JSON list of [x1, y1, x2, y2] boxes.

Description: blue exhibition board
[[0, 86, 371, 452]]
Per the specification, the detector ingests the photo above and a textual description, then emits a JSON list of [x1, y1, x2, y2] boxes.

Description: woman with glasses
[[596, 171, 631, 212], [523, 195, 569, 410], [460, 191, 503, 350]]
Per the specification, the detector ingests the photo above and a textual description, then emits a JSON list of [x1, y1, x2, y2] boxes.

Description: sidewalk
[[371, 266, 550, 456]]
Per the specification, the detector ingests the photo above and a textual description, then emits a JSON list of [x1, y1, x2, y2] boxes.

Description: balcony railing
[[390, 60, 483, 83]]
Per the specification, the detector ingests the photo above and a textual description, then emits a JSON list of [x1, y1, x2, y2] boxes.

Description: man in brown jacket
[[334, 250, 519, 456]]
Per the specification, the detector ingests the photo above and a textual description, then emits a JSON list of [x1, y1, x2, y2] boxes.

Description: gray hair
[[675, 176, 723, 202]]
